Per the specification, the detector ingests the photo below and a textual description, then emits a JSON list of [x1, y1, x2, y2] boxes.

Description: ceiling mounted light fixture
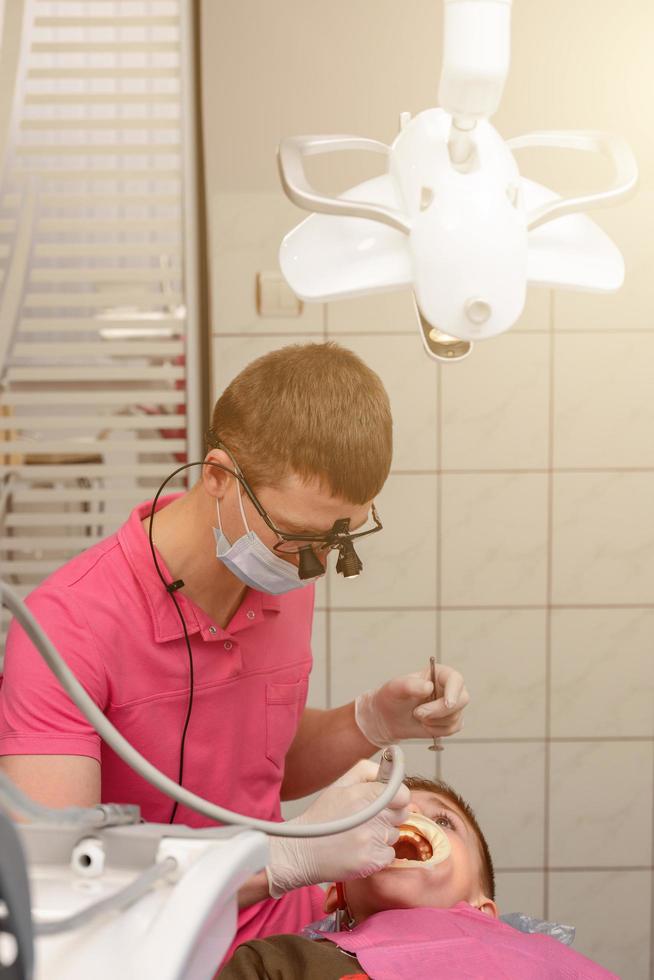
[[277, 0, 638, 362]]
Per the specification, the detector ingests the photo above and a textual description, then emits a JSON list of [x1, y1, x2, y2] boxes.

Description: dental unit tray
[[13, 820, 268, 980], [278, 0, 638, 360]]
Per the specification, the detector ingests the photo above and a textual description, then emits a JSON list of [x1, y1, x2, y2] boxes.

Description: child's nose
[[406, 802, 422, 815]]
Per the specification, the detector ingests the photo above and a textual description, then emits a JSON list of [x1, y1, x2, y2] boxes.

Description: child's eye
[[435, 811, 456, 831]]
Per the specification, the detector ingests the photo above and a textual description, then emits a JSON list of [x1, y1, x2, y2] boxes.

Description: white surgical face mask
[[213, 489, 320, 595]]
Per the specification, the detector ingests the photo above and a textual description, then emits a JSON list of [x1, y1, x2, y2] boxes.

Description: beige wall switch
[[256, 271, 304, 317]]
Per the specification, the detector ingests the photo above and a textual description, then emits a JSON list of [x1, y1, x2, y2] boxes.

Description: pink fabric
[[324, 904, 619, 980], [0, 495, 323, 948]]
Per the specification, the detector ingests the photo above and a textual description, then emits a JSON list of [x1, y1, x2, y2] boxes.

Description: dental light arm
[[0, 580, 405, 838], [440, 0, 512, 166], [277, 0, 638, 361], [278, 135, 409, 233], [510, 130, 638, 230]]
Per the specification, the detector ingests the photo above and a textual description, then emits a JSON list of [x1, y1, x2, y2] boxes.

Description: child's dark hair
[[404, 775, 495, 901]]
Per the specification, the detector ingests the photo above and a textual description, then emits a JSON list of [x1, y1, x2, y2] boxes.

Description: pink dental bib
[[323, 903, 619, 980]]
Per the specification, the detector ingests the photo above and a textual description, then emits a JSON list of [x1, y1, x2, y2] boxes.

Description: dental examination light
[[278, 0, 638, 361]]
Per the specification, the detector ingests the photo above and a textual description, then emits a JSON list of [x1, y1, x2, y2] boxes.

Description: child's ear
[[476, 897, 499, 919], [323, 884, 340, 914]]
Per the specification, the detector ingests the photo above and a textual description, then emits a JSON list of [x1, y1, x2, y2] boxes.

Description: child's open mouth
[[394, 825, 434, 862], [391, 814, 451, 868]]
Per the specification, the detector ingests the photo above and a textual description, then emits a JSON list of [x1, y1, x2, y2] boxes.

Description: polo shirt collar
[[118, 495, 280, 643]]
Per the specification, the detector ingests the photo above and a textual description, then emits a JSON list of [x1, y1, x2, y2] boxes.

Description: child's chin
[[370, 864, 441, 890], [383, 862, 443, 877]]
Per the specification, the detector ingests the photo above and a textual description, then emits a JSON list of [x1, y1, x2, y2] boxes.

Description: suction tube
[[0, 581, 405, 838]]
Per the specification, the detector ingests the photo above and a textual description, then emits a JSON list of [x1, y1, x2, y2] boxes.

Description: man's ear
[[323, 883, 340, 914], [475, 897, 499, 919], [202, 449, 235, 500]]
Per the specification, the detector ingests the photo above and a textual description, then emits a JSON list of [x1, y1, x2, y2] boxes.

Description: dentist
[[0, 342, 468, 956]]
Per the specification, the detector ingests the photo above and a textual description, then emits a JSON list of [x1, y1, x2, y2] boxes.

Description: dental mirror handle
[[428, 656, 444, 752]]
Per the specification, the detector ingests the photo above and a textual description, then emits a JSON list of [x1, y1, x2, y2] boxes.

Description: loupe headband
[[210, 441, 383, 558]]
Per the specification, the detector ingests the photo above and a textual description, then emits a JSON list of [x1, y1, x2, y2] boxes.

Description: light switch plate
[[256, 271, 304, 317]]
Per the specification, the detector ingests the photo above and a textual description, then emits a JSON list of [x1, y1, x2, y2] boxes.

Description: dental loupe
[[277, 0, 638, 361]]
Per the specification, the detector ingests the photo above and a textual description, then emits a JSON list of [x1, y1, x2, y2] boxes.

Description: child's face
[[340, 789, 497, 923]]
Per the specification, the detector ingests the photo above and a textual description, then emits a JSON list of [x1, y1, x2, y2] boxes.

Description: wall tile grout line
[[435, 359, 443, 783], [315, 604, 654, 612], [213, 332, 328, 339], [211, 328, 654, 338], [543, 289, 556, 919], [495, 866, 654, 873], [381, 737, 652, 744], [440, 736, 654, 744], [324, 302, 333, 710], [389, 469, 654, 476], [650, 725, 654, 979]]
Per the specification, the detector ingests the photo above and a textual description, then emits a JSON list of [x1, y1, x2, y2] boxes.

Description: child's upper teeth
[[391, 813, 452, 868]]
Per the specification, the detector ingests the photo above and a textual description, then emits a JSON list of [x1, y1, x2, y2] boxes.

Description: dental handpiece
[[428, 655, 444, 752], [376, 747, 394, 783]]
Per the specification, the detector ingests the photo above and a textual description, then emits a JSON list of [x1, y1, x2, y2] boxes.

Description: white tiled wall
[[551, 472, 654, 605], [549, 871, 652, 979], [203, 1, 654, 975], [550, 609, 654, 739], [440, 609, 548, 740], [440, 472, 549, 606], [211, 295, 654, 978], [440, 332, 551, 471]]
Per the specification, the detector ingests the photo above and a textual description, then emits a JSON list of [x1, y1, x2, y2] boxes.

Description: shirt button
[[224, 640, 233, 651], [246, 610, 256, 620], [208, 626, 217, 635]]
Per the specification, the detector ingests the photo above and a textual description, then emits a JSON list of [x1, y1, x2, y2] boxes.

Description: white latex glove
[[266, 759, 410, 898], [354, 664, 469, 747]]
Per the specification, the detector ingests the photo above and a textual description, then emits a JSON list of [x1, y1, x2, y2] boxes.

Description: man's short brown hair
[[404, 775, 496, 901], [208, 342, 393, 504]]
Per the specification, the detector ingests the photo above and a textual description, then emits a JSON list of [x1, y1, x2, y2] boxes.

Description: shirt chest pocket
[[265, 679, 308, 771]]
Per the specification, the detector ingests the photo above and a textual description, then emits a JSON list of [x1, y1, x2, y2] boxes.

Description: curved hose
[[1, 581, 405, 837], [0, 771, 139, 828]]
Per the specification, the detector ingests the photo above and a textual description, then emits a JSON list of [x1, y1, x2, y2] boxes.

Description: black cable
[[147, 460, 206, 824], [147, 457, 249, 823], [164, 592, 193, 825]]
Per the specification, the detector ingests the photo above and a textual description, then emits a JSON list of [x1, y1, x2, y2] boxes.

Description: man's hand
[[353, 664, 469, 747], [266, 759, 409, 898]]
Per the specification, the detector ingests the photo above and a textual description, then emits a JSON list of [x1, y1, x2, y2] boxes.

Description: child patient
[[218, 775, 619, 979]]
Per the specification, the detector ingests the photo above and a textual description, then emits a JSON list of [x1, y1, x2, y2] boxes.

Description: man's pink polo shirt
[[0, 495, 325, 950]]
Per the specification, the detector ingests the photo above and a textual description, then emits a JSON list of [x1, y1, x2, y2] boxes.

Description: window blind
[[0, 0, 201, 654]]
